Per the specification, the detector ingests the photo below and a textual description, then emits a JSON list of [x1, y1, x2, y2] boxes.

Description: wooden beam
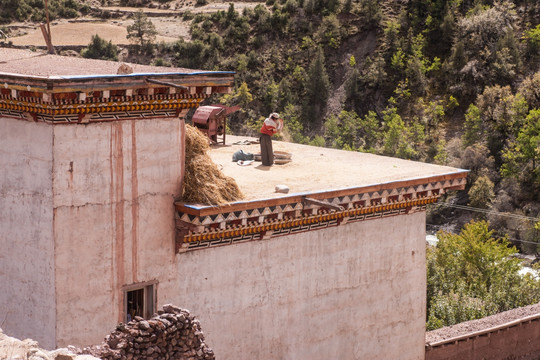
[[39, 24, 54, 55], [42, 0, 55, 54], [145, 78, 188, 90], [303, 197, 344, 211]]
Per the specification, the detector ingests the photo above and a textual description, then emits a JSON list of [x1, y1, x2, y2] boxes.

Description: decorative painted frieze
[[175, 175, 467, 253], [0, 72, 234, 123]]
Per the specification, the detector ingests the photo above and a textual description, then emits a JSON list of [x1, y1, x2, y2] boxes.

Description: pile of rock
[[0, 328, 99, 360], [78, 304, 214, 360]]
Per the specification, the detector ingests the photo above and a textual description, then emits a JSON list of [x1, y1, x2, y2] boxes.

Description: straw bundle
[[182, 125, 244, 205]]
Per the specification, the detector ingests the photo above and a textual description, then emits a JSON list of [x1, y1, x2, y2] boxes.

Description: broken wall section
[[78, 304, 214, 360]]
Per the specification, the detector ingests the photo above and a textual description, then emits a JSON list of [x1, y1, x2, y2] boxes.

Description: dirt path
[[7, 2, 265, 47], [8, 20, 179, 47]]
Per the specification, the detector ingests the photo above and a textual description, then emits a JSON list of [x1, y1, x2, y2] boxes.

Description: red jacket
[[260, 118, 279, 136]]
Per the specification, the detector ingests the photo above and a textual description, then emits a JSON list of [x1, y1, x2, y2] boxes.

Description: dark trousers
[[260, 134, 274, 166]]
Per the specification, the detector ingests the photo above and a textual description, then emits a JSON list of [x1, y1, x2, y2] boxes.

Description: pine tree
[[127, 10, 157, 53], [302, 47, 330, 130]]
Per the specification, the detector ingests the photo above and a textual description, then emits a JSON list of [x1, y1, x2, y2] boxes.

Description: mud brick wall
[[78, 305, 214, 360], [425, 315, 540, 360]]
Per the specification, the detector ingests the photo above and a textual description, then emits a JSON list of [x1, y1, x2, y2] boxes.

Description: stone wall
[[425, 307, 540, 360], [78, 304, 214, 360]]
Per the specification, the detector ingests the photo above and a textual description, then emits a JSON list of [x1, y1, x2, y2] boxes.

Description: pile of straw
[[182, 125, 244, 205]]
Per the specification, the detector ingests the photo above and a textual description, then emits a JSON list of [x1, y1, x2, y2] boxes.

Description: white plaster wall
[[165, 212, 427, 360], [52, 119, 182, 347], [0, 117, 56, 349], [46, 115, 427, 360]]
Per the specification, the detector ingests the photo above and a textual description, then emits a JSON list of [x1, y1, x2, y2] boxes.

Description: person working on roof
[[260, 112, 283, 166]]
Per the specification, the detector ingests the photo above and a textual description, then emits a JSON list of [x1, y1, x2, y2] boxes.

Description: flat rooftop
[[207, 135, 468, 203], [0, 48, 234, 98], [0, 48, 199, 77]]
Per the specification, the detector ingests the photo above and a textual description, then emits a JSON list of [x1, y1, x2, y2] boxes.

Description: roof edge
[[176, 169, 469, 216]]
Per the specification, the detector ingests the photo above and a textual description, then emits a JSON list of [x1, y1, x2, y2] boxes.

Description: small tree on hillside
[[501, 109, 540, 185], [127, 10, 157, 53], [302, 47, 330, 130], [468, 175, 495, 211]]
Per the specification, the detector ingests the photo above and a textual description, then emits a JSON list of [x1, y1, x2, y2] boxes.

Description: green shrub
[[524, 24, 540, 58], [427, 220, 540, 330], [81, 34, 118, 61], [154, 58, 170, 67], [468, 176, 495, 210]]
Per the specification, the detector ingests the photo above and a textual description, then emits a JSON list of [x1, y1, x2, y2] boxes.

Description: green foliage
[[324, 111, 359, 150], [363, 54, 387, 88], [309, 135, 326, 147], [382, 105, 419, 159], [81, 34, 118, 61], [383, 20, 402, 58], [447, 2, 519, 98], [302, 47, 330, 129], [427, 292, 489, 330], [153, 57, 171, 67], [433, 139, 448, 165], [262, 79, 280, 114], [427, 220, 540, 330], [406, 33, 430, 95], [440, 8, 456, 46], [224, 16, 251, 48], [358, 0, 382, 28], [222, 81, 253, 109], [280, 104, 306, 143], [501, 109, 540, 184], [127, 10, 157, 53], [323, 109, 383, 152], [0, 0, 84, 23], [345, 68, 362, 111], [468, 175, 495, 210], [462, 104, 482, 147], [417, 98, 445, 136], [524, 24, 540, 59], [315, 15, 342, 49], [517, 72, 540, 110], [359, 111, 381, 151], [305, 0, 339, 15], [174, 37, 221, 70]]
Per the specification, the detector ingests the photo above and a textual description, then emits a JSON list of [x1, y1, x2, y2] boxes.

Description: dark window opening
[[125, 283, 155, 323]]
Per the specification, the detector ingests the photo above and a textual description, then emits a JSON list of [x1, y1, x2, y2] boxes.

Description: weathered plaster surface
[[2, 112, 429, 360], [0, 117, 56, 349], [167, 212, 427, 360], [52, 119, 183, 347]]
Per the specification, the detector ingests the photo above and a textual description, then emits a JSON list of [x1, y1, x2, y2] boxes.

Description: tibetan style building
[[0, 48, 467, 360]]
